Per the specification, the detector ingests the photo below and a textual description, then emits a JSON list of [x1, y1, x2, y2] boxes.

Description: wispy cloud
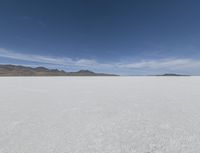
[[38, 21, 46, 27], [0, 48, 105, 68], [18, 16, 46, 28], [118, 58, 200, 70], [1, 48, 200, 74]]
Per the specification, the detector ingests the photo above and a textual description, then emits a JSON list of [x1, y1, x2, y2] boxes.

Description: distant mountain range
[[0, 64, 191, 76], [155, 73, 190, 76], [0, 65, 118, 76]]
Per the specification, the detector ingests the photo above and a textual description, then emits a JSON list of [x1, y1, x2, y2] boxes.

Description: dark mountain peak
[[77, 70, 95, 74], [35, 67, 49, 71]]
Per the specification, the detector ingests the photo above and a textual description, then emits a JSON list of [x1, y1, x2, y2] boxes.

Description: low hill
[[156, 73, 190, 76]]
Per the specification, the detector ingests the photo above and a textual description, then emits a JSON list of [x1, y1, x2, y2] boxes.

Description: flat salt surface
[[1, 77, 200, 153]]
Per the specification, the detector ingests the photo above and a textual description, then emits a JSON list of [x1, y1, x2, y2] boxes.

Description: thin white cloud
[[118, 58, 200, 70], [1, 48, 200, 72], [0, 48, 97, 67]]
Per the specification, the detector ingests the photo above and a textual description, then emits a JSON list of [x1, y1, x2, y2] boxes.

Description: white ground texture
[[0, 77, 200, 153]]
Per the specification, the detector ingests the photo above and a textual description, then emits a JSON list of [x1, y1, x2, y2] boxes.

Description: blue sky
[[0, 0, 200, 75]]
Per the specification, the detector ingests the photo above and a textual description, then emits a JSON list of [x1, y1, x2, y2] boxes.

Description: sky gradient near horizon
[[1, 0, 200, 75]]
